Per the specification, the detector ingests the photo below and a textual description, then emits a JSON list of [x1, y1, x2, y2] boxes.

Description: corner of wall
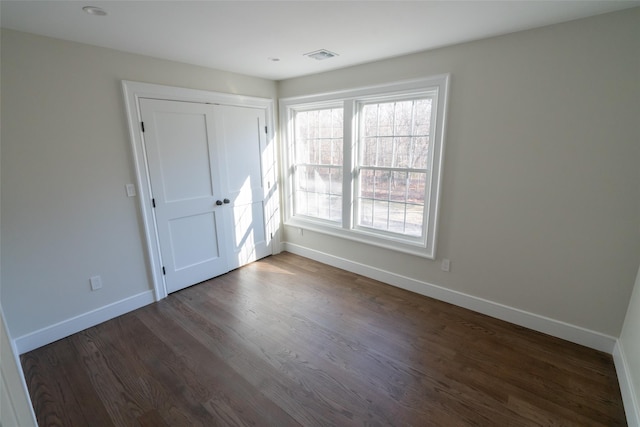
[[616, 264, 640, 427], [614, 340, 640, 427]]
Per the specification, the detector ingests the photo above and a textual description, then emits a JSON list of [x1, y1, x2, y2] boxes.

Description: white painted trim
[[14, 290, 155, 354], [121, 80, 276, 301], [1, 309, 38, 426], [614, 341, 640, 427], [1, 370, 20, 427], [279, 74, 452, 105], [4, 343, 38, 427], [282, 243, 617, 353]]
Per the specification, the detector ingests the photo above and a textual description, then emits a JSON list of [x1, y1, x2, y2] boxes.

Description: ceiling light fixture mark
[[304, 49, 338, 61], [82, 6, 107, 16]]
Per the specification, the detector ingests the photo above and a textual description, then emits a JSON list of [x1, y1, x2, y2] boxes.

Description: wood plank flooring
[[21, 252, 626, 426]]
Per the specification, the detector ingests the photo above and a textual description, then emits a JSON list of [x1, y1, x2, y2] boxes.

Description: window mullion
[[405, 100, 416, 234], [409, 100, 416, 169], [391, 102, 397, 169], [389, 102, 396, 232], [342, 100, 354, 230], [386, 171, 391, 231]]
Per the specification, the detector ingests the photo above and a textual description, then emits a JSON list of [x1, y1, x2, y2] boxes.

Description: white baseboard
[[14, 290, 155, 354], [614, 341, 640, 427], [282, 243, 617, 354]]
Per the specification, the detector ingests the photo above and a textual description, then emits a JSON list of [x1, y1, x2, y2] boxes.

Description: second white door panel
[[214, 105, 270, 270]]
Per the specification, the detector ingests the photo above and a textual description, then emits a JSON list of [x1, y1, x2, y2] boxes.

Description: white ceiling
[[1, 1, 638, 81]]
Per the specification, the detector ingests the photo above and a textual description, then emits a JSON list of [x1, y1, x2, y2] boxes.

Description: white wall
[[0, 29, 277, 339], [618, 264, 640, 424], [278, 8, 640, 337]]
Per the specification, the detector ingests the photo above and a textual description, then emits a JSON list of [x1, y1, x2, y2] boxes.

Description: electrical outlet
[[90, 275, 102, 291], [125, 184, 136, 197], [441, 259, 450, 272]]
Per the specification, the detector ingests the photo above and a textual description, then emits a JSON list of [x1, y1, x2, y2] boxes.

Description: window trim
[[280, 75, 449, 259]]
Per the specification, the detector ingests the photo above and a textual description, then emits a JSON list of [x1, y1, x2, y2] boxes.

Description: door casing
[[122, 80, 279, 300]]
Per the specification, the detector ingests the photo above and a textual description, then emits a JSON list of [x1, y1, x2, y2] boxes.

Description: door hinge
[[152, 198, 156, 208], [141, 122, 145, 132], [162, 266, 166, 275], [265, 126, 268, 134]]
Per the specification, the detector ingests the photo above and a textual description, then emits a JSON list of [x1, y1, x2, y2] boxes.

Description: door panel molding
[[122, 80, 278, 300]]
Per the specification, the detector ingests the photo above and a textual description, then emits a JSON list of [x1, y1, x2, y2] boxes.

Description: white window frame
[[280, 75, 449, 259]]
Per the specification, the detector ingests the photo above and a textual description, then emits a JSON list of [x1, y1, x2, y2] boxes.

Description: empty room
[[1, 1, 639, 426]]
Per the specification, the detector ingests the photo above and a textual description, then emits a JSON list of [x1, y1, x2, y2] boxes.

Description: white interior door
[[140, 98, 228, 293], [213, 105, 271, 270]]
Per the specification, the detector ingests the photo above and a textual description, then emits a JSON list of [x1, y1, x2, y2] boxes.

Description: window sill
[[285, 217, 436, 259]]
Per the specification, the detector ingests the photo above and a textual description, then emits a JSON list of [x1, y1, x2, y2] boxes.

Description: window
[[357, 98, 432, 239], [281, 75, 449, 258], [293, 107, 343, 222]]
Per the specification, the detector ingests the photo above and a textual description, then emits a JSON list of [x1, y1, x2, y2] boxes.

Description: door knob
[[223, 198, 230, 204], [216, 200, 223, 206]]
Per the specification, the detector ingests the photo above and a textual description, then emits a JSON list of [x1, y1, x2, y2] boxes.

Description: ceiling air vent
[[304, 49, 338, 61]]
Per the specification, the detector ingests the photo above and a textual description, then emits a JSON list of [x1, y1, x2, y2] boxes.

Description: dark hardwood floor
[[22, 252, 626, 426]]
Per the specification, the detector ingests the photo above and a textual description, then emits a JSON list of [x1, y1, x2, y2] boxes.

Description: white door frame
[[122, 80, 278, 301]]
